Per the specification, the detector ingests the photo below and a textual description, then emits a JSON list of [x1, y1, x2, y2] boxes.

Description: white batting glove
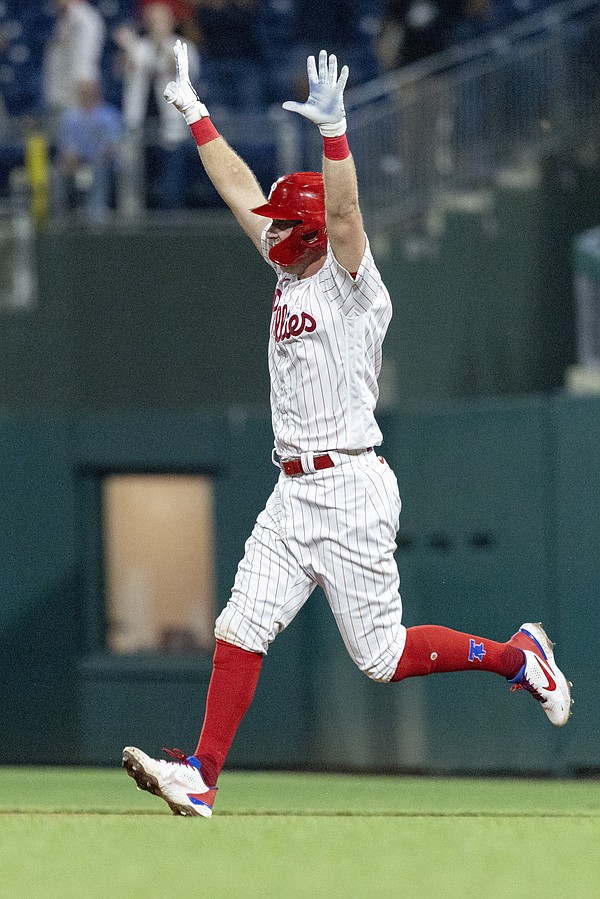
[[282, 50, 348, 137], [164, 39, 208, 125]]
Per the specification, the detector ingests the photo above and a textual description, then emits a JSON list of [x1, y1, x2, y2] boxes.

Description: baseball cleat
[[508, 622, 573, 726], [122, 746, 216, 817]]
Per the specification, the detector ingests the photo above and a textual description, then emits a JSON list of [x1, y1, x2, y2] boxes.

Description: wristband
[[323, 133, 350, 161], [190, 117, 220, 147], [319, 118, 347, 138]]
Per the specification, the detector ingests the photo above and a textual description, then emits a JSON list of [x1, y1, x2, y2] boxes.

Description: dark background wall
[[1, 150, 599, 772], [2, 151, 599, 413], [0, 396, 598, 774]]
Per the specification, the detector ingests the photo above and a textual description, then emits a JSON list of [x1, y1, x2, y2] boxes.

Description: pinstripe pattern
[[263, 229, 392, 457], [215, 233, 406, 682], [215, 452, 406, 681]]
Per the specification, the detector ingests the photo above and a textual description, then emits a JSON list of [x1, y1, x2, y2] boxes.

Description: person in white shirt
[[43, 0, 106, 114], [114, 2, 201, 207], [122, 43, 572, 818]]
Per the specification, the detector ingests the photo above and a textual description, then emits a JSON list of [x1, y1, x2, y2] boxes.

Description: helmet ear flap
[[268, 222, 327, 266]]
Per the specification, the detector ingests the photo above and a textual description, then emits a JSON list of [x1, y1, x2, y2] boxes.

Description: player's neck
[[293, 255, 326, 280]]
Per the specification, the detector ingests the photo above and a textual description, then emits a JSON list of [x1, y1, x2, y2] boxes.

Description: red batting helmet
[[251, 172, 327, 267]]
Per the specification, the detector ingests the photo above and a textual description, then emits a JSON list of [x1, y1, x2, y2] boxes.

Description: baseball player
[[122, 43, 573, 817]]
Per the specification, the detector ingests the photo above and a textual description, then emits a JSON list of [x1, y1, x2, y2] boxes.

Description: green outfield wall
[[0, 396, 598, 774], [2, 151, 600, 412], [1, 148, 600, 771]]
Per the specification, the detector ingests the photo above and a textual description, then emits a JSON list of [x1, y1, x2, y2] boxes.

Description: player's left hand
[[282, 50, 348, 137]]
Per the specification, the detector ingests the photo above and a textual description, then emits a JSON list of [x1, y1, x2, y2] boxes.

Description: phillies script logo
[[272, 287, 317, 343]]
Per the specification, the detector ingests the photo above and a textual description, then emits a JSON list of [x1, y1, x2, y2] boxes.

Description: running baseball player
[[122, 43, 573, 817]]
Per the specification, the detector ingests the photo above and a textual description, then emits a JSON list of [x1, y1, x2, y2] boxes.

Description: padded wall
[[0, 398, 595, 771]]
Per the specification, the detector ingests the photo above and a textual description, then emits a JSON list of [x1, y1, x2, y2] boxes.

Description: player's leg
[[321, 455, 521, 681], [391, 624, 523, 681], [191, 639, 263, 788], [391, 621, 572, 725], [194, 495, 315, 786], [123, 485, 315, 815], [313, 453, 572, 724], [287, 451, 407, 682]]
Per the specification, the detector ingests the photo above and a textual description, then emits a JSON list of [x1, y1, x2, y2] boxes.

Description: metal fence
[[313, 0, 600, 230], [94, 0, 600, 230], [2, 0, 600, 240], [573, 226, 600, 368]]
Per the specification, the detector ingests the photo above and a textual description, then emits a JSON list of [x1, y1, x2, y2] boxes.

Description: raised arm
[[283, 51, 365, 274], [164, 40, 266, 249]]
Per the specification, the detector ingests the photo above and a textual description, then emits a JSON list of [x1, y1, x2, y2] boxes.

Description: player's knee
[[356, 656, 392, 683], [214, 603, 271, 655]]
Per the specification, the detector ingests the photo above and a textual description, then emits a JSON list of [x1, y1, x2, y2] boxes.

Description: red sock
[[391, 625, 524, 681], [194, 639, 263, 786]]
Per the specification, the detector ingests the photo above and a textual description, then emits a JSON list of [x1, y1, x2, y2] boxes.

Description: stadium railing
[[2, 0, 600, 233], [572, 227, 600, 389], [116, 0, 600, 228], [325, 0, 600, 230]]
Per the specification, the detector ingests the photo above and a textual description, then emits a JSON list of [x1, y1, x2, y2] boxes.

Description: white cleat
[[122, 746, 216, 817], [508, 622, 573, 727]]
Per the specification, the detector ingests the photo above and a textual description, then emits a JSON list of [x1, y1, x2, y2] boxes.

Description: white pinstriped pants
[[215, 451, 407, 683]]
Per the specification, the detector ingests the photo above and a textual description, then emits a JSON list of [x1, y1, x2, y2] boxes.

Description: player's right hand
[[164, 39, 208, 125]]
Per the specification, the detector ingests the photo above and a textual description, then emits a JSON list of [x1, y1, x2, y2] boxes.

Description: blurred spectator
[[377, 1, 454, 72], [136, 0, 201, 40], [190, 0, 264, 111], [375, 2, 456, 202], [504, 0, 554, 22], [51, 78, 122, 224], [299, 0, 382, 85], [43, 0, 106, 115], [256, 0, 382, 105], [114, 1, 201, 208], [137, 0, 197, 20], [450, 0, 512, 45]]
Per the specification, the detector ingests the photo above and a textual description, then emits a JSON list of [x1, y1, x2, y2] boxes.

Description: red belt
[[281, 453, 335, 476]]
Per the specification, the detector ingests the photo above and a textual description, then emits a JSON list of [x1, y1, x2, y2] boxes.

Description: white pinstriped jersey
[[214, 228, 406, 680], [261, 230, 392, 457]]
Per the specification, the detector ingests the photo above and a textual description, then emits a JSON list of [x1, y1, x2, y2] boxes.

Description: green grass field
[[1, 768, 599, 899]]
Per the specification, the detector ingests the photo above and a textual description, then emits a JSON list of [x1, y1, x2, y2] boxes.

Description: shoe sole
[[520, 622, 573, 726], [121, 748, 208, 817]]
